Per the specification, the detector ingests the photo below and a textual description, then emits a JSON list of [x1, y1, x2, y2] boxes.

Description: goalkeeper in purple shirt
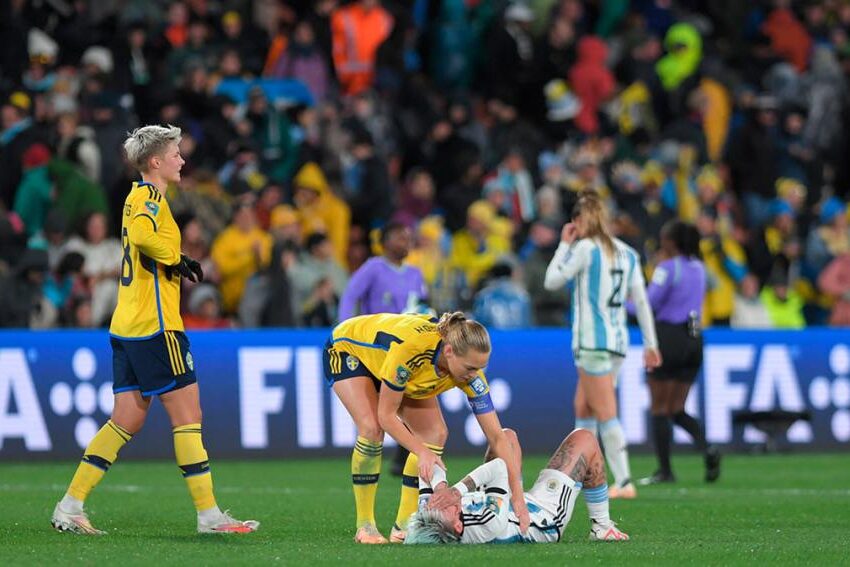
[[339, 222, 428, 320], [338, 221, 429, 475]]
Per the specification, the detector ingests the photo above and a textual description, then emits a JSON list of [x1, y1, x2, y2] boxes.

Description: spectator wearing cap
[[289, 232, 348, 326], [331, 0, 394, 95], [806, 197, 850, 276], [184, 284, 231, 329], [13, 143, 53, 237], [760, 266, 806, 329], [449, 200, 510, 296], [220, 10, 269, 77], [0, 247, 55, 328], [747, 199, 801, 291], [1, 91, 44, 209], [292, 162, 350, 266], [23, 29, 59, 93], [268, 204, 302, 248], [210, 195, 273, 315]]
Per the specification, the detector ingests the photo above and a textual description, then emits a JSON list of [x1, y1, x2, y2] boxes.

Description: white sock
[[599, 418, 632, 487], [575, 417, 598, 437], [582, 485, 610, 524], [197, 506, 222, 522], [60, 494, 84, 514]]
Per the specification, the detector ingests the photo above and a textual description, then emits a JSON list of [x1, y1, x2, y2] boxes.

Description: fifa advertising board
[[0, 329, 848, 459]]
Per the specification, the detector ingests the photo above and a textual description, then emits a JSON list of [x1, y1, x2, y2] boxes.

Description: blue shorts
[[322, 339, 380, 390], [111, 331, 197, 397]]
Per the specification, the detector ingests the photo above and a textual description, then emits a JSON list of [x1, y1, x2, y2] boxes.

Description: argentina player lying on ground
[[405, 428, 628, 544]]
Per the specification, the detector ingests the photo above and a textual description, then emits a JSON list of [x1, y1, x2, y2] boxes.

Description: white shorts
[[575, 351, 625, 379], [521, 469, 581, 543]]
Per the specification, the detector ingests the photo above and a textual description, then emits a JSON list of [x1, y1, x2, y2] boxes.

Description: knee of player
[[358, 420, 384, 442], [567, 428, 597, 449]]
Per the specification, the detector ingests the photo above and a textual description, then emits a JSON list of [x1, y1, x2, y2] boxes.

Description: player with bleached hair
[[51, 125, 258, 535], [405, 428, 628, 544]]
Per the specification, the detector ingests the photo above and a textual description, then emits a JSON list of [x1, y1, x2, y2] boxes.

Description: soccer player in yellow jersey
[[324, 311, 530, 543], [51, 125, 258, 535]]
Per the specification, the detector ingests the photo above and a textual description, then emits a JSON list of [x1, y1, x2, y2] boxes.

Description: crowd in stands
[[2, 0, 850, 330]]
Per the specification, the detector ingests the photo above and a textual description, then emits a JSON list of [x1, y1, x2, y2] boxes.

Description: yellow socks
[[351, 436, 383, 528], [67, 420, 132, 502], [395, 443, 443, 530], [173, 423, 216, 512]]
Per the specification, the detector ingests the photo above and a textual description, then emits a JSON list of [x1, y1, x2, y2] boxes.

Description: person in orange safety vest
[[331, 0, 394, 96]]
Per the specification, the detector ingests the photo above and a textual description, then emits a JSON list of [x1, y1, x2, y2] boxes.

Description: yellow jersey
[[331, 313, 493, 411], [109, 181, 183, 339]]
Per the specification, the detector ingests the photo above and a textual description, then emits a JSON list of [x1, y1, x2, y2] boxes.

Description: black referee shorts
[[649, 322, 703, 383]]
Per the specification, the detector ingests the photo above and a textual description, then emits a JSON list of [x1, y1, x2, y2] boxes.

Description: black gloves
[[171, 254, 204, 282]]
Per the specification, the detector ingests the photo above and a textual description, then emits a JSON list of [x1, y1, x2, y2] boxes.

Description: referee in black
[[638, 220, 721, 484]]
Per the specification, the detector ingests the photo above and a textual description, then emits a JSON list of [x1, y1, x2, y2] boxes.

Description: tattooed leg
[[545, 429, 607, 488]]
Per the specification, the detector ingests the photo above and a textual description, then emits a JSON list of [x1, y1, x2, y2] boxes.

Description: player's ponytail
[[573, 190, 615, 259], [436, 311, 491, 356]]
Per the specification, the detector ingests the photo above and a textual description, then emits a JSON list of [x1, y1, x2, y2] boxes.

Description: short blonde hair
[[123, 124, 182, 172], [436, 311, 491, 356], [404, 509, 460, 545]]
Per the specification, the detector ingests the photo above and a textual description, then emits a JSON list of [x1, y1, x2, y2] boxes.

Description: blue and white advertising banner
[[1, 329, 848, 460]]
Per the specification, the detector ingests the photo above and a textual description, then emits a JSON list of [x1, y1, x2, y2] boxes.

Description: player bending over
[[405, 428, 628, 544]]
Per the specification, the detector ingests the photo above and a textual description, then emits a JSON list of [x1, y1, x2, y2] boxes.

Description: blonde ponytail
[[436, 311, 491, 356], [574, 190, 615, 258]]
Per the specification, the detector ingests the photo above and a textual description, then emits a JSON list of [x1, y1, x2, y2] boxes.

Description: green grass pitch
[[2, 453, 849, 565]]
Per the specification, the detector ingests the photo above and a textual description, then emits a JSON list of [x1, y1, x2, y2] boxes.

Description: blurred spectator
[[819, 253, 850, 326], [331, 0, 393, 96], [761, 269, 806, 329], [473, 259, 532, 329], [289, 232, 348, 326], [219, 10, 268, 77], [69, 212, 121, 327], [55, 110, 101, 183], [47, 157, 109, 233], [210, 196, 273, 315], [184, 284, 231, 329], [292, 162, 350, 266], [339, 221, 426, 320], [344, 127, 393, 230], [747, 199, 800, 290], [13, 143, 53, 237], [244, 86, 298, 183], [697, 206, 747, 326], [1, 91, 45, 209], [265, 20, 330, 103], [568, 36, 615, 135], [0, 248, 54, 328], [44, 251, 85, 321], [522, 218, 568, 326], [449, 200, 510, 295], [731, 275, 772, 329], [482, 3, 537, 112], [806, 197, 849, 275], [761, 6, 811, 73], [239, 241, 297, 328], [268, 204, 302, 247], [395, 168, 437, 227]]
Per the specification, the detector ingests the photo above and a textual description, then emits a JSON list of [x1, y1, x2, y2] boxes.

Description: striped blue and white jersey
[[544, 237, 657, 356]]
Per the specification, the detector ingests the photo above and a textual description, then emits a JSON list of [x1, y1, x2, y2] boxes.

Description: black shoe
[[638, 470, 676, 485], [705, 445, 721, 482]]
